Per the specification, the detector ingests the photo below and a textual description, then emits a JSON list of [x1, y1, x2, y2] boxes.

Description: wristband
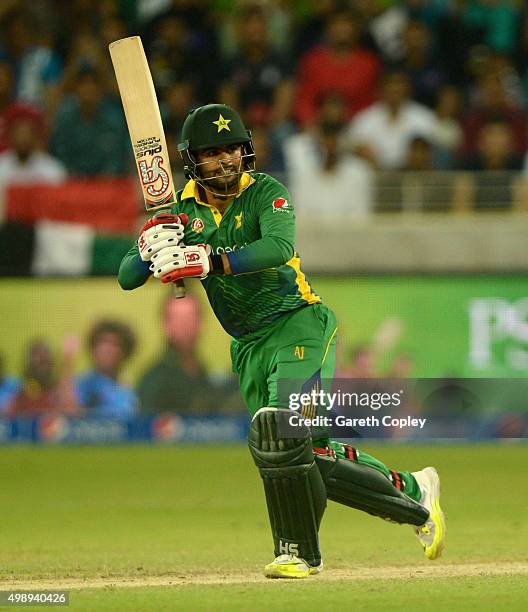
[[209, 254, 224, 275]]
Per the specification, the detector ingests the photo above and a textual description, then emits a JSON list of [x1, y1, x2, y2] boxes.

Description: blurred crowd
[[1, 0, 528, 215], [0, 296, 416, 419], [0, 290, 245, 418]]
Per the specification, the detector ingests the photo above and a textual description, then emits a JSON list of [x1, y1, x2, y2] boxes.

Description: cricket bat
[[109, 35, 185, 298]]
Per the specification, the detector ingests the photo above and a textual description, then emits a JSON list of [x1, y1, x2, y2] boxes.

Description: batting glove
[[138, 213, 188, 262], [150, 244, 211, 283]]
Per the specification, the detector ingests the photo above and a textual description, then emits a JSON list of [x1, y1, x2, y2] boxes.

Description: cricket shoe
[[411, 467, 446, 560], [263, 554, 323, 579]]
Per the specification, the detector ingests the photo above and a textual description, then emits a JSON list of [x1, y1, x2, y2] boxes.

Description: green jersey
[[118, 172, 320, 337]]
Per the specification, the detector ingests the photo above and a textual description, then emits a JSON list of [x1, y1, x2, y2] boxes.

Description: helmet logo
[[213, 114, 231, 133], [191, 218, 205, 233]]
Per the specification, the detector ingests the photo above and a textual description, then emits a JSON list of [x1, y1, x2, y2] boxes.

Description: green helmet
[[177, 104, 255, 183]]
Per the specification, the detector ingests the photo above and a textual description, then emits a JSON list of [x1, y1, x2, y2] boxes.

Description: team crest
[[213, 114, 231, 132], [191, 218, 205, 233], [272, 197, 290, 213]]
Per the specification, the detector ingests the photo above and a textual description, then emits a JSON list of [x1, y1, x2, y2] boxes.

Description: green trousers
[[231, 304, 421, 502]]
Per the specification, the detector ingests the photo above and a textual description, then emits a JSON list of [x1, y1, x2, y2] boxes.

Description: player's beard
[[200, 162, 242, 197]]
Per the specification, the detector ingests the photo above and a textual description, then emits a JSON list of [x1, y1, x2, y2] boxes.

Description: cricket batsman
[[118, 104, 446, 578]]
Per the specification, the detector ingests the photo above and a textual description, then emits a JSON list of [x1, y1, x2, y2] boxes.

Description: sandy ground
[[1, 562, 527, 590]]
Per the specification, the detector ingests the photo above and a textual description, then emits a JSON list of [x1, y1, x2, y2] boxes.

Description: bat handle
[[172, 279, 186, 298]]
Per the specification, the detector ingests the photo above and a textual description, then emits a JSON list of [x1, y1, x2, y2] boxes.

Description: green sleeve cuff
[[118, 244, 151, 289]]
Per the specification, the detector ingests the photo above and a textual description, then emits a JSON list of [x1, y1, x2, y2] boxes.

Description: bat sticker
[[138, 155, 170, 198]]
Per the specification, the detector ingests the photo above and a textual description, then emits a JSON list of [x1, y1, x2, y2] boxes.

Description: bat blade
[[109, 35, 175, 211]]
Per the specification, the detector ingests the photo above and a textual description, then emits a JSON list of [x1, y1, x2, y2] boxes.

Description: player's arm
[[118, 242, 151, 290], [224, 189, 295, 275], [150, 185, 295, 283]]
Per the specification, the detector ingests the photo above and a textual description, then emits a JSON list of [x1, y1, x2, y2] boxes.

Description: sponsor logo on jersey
[[191, 218, 205, 233], [235, 213, 243, 229], [272, 197, 290, 213]]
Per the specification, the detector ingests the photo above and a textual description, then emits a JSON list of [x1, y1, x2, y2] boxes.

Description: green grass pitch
[[0, 444, 526, 610]]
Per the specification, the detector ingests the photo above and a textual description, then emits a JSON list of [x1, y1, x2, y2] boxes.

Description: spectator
[[335, 344, 379, 379], [142, 1, 217, 61], [0, 60, 44, 153], [0, 8, 62, 115], [162, 80, 197, 177], [162, 81, 196, 139], [295, 9, 382, 126], [377, 135, 457, 211], [463, 68, 526, 158], [403, 0, 449, 28], [50, 67, 131, 176], [218, 6, 294, 130], [60, 30, 116, 98], [487, 52, 525, 110], [395, 19, 445, 108], [355, 0, 409, 63], [388, 351, 415, 378], [138, 293, 242, 414], [463, 0, 520, 55], [435, 0, 481, 86], [6, 338, 78, 417], [345, 70, 439, 169], [250, 127, 279, 174], [76, 320, 138, 419], [404, 135, 434, 171], [0, 115, 66, 186], [0, 352, 20, 413], [147, 14, 209, 101], [284, 94, 373, 217], [432, 85, 463, 170], [464, 119, 522, 172], [455, 119, 523, 212], [292, 0, 344, 57]]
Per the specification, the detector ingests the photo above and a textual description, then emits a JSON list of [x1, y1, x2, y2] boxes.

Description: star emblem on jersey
[[213, 114, 231, 133], [191, 218, 205, 233], [235, 213, 243, 229], [272, 197, 290, 213]]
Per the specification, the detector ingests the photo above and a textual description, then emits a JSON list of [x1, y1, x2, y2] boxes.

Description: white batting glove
[[150, 244, 211, 284], [138, 214, 187, 262]]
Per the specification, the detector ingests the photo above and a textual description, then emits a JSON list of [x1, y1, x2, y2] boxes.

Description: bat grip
[[172, 279, 186, 299]]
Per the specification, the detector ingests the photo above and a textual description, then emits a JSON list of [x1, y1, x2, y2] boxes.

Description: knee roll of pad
[[249, 408, 327, 565], [249, 407, 314, 468]]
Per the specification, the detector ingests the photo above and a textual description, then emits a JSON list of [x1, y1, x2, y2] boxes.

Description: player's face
[[195, 145, 243, 196]]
